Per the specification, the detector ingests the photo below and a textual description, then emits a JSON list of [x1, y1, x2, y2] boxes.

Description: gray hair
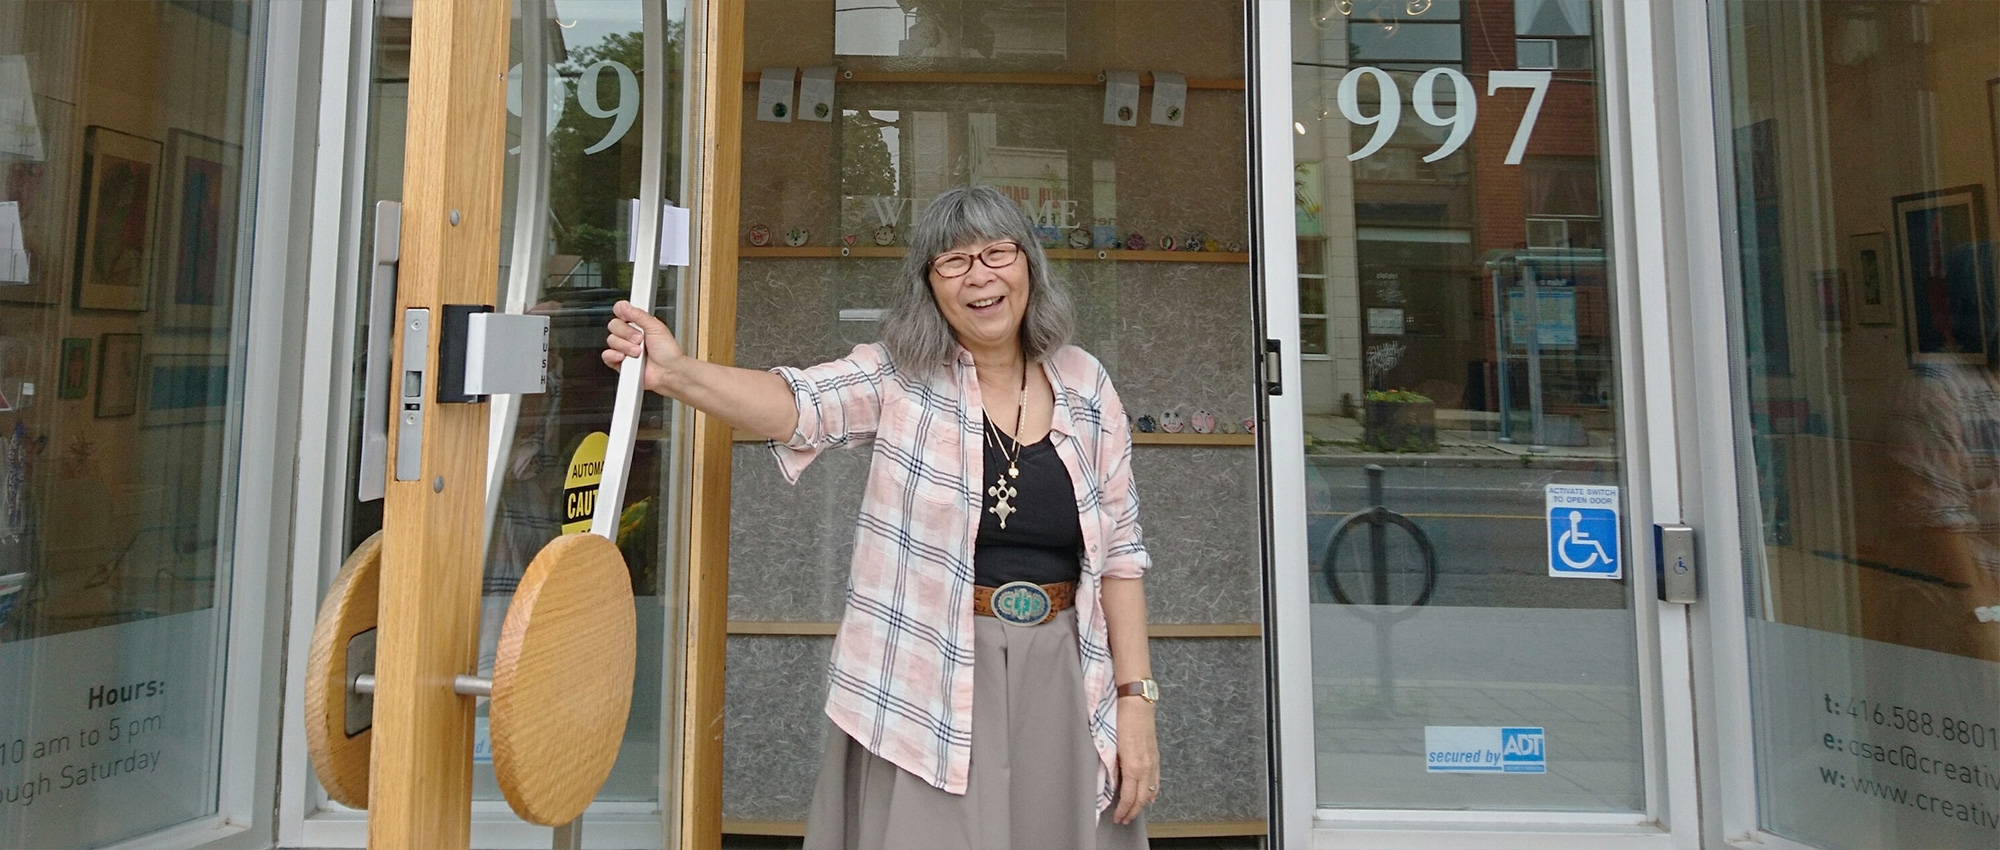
[[881, 185, 1076, 377]]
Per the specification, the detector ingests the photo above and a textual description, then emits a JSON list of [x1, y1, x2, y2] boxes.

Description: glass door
[[1256, 1, 1694, 844], [298, 0, 698, 844]]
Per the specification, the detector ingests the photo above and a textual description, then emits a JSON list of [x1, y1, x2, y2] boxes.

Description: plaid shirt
[[770, 341, 1151, 811]]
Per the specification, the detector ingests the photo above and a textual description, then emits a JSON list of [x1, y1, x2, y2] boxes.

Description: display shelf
[[739, 245, 1249, 264], [732, 430, 1255, 445], [727, 620, 1258, 637], [742, 69, 1244, 90], [1133, 432, 1255, 445]]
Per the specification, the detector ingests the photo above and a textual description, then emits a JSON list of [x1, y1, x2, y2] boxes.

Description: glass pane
[[726, 1, 1266, 835], [1717, 2, 2000, 848], [0, 1, 258, 845], [1289, 0, 1643, 813], [344, 0, 691, 807]]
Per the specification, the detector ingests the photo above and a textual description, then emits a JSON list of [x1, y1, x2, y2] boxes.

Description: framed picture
[[57, 337, 89, 399], [141, 353, 229, 427], [1892, 186, 1996, 365], [155, 131, 241, 332], [94, 332, 140, 417], [1845, 231, 1897, 326], [0, 97, 77, 305], [72, 126, 161, 312]]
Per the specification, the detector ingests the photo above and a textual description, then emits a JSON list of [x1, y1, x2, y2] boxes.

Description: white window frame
[[1253, 1, 1704, 846], [1666, 2, 1863, 849]]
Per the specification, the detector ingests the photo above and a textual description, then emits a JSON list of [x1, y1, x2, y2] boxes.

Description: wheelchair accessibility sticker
[[1546, 484, 1621, 579]]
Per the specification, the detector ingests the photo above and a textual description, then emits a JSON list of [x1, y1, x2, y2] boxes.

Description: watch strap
[[1116, 678, 1159, 703]]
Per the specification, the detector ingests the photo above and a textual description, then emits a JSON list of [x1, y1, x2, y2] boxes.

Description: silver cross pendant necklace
[[986, 360, 1028, 529]]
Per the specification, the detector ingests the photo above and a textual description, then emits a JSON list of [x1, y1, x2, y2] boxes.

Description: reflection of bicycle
[[1557, 510, 1614, 570]]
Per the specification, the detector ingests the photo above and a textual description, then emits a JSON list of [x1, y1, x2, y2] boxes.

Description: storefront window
[[0, 0, 258, 845], [1289, 0, 1643, 812], [1718, 2, 2000, 847]]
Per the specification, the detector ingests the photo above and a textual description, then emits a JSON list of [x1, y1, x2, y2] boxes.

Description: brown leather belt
[[973, 581, 1076, 625]]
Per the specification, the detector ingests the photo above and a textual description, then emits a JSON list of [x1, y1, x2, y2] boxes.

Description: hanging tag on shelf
[[756, 66, 795, 122], [1102, 70, 1139, 127], [1150, 71, 1186, 127], [799, 66, 836, 122]]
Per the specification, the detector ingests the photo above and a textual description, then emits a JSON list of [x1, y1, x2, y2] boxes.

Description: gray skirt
[[801, 607, 1150, 850]]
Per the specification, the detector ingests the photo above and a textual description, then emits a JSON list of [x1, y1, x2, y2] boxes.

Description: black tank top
[[973, 421, 1083, 586]]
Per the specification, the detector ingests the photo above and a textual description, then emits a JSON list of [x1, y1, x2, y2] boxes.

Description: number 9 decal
[[1337, 66, 1401, 162], [578, 60, 640, 155], [1412, 68, 1477, 163], [506, 60, 640, 156]]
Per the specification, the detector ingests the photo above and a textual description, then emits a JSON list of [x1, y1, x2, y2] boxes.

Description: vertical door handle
[[357, 201, 401, 502]]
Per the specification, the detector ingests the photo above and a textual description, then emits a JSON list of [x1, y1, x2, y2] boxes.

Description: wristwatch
[[1116, 678, 1160, 705]]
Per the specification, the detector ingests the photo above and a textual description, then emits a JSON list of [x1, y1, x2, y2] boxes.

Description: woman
[[602, 186, 1158, 849]]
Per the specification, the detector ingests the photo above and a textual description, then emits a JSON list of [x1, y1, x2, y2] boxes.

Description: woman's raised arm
[[601, 300, 798, 441]]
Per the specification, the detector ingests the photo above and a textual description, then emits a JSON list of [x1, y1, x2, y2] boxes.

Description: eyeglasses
[[928, 241, 1022, 279]]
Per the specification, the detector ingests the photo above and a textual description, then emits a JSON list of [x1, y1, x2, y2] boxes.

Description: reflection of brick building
[[1459, 1, 1612, 428]]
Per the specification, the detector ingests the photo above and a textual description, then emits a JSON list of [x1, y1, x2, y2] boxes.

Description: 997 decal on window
[[1334, 67, 1552, 165]]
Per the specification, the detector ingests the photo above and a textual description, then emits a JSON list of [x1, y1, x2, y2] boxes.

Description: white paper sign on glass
[[1149, 70, 1186, 127], [1102, 70, 1140, 127], [799, 66, 836, 123], [0, 57, 41, 161], [757, 66, 796, 123], [627, 200, 692, 268], [0, 202, 26, 284]]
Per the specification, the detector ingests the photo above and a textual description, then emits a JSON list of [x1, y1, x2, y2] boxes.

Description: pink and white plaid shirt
[[770, 341, 1151, 811]]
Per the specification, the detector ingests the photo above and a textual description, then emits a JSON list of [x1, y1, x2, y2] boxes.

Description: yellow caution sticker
[[561, 432, 610, 534]]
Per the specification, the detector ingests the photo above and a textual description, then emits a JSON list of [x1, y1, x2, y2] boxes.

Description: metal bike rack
[[1321, 464, 1439, 712]]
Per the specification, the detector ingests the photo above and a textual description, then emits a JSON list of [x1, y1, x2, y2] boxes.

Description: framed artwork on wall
[[94, 332, 140, 417], [72, 126, 161, 312], [57, 337, 89, 398], [0, 96, 77, 305], [1845, 231, 1896, 326], [141, 353, 228, 428], [1892, 185, 1995, 365], [154, 131, 241, 332]]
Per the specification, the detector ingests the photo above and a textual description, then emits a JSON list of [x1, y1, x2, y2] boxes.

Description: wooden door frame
[[678, 1, 745, 848]]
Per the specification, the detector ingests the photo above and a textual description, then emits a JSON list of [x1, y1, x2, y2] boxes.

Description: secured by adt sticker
[[1546, 483, 1621, 579], [1425, 726, 1547, 773]]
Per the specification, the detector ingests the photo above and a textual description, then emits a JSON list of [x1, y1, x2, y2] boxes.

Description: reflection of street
[[1307, 460, 1624, 610]]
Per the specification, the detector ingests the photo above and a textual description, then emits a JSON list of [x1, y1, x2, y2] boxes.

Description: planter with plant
[[1363, 388, 1438, 452]]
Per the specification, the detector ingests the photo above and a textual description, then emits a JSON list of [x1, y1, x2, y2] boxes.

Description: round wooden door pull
[[490, 532, 638, 826], [303, 532, 382, 809]]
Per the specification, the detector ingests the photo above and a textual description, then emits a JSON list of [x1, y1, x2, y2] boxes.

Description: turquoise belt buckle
[[990, 581, 1052, 626]]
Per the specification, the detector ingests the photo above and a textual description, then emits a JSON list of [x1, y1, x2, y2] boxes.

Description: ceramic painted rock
[[747, 224, 772, 247], [1135, 415, 1158, 433], [1160, 411, 1185, 434], [784, 228, 810, 247], [1191, 410, 1217, 434]]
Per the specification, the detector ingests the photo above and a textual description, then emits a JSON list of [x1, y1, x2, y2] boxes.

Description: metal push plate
[[1655, 524, 1697, 603]]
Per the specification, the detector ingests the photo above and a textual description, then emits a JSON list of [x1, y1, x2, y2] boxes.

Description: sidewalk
[[1302, 414, 1618, 470]]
